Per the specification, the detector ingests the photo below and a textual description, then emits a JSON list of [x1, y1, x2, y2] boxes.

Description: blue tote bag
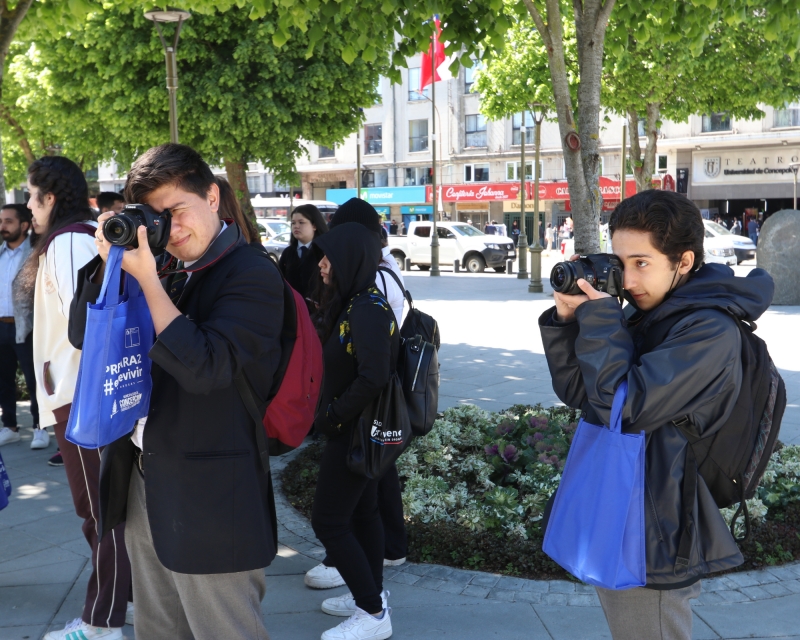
[[542, 380, 646, 590], [66, 245, 154, 448], [0, 451, 11, 510]]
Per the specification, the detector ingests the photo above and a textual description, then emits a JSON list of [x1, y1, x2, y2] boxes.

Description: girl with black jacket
[[310, 222, 399, 640], [279, 204, 328, 298]]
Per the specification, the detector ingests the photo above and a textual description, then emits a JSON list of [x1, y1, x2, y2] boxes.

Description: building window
[[404, 167, 432, 186], [657, 154, 668, 173], [505, 161, 541, 181], [701, 113, 731, 133], [407, 68, 430, 101], [363, 169, 389, 188], [512, 112, 535, 145], [464, 60, 482, 93], [409, 119, 429, 152], [365, 125, 382, 155], [319, 145, 335, 158], [246, 174, 265, 193], [464, 163, 490, 182], [465, 114, 487, 147], [775, 105, 800, 128]]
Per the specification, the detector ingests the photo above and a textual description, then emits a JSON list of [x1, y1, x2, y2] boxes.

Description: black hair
[[289, 204, 328, 248], [216, 177, 259, 244], [2, 203, 32, 226], [96, 191, 124, 211], [609, 190, 705, 271], [312, 263, 344, 343], [125, 143, 215, 205], [27, 156, 93, 256]]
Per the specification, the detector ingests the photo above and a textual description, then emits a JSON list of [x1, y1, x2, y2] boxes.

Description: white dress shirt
[[0, 242, 26, 317]]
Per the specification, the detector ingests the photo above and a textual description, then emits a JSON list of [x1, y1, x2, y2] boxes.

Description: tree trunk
[[0, 0, 36, 205], [627, 103, 660, 194], [524, 0, 616, 254], [223, 156, 257, 229]]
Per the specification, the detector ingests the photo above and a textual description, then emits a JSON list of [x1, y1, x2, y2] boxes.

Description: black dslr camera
[[550, 254, 624, 296], [103, 204, 172, 255]]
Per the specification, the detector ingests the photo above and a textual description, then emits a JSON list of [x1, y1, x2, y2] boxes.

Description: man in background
[[96, 191, 125, 216]]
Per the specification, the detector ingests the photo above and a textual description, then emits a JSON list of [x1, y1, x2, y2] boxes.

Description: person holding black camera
[[539, 190, 773, 639], [68, 144, 283, 640]]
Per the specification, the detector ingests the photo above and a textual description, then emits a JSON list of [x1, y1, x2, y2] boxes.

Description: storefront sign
[[373, 206, 391, 216], [400, 205, 433, 214], [325, 186, 427, 205], [563, 200, 620, 212], [533, 177, 638, 201], [427, 183, 522, 202], [693, 148, 800, 184], [434, 178, 637, 203]]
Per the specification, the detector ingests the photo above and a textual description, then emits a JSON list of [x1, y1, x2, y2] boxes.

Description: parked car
[[388, 221, 516, 273], [703, 220, 756, 264], [703, 227, 737, 266], [263, 232, 291, 263], [251, 197, 338, 222], [256, 218, 290, 241]]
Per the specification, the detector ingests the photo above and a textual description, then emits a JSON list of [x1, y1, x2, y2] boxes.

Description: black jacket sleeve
[[538, 306, 589, 413], [68, 255, 104, 350], [330, 301, 394, 424], [149, 263, 284, 395], [572, 297, 741, 435]]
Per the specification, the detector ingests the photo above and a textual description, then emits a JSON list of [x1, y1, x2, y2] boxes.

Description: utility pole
[[144, 9, 191, 144], [517, 117, 529, 279]]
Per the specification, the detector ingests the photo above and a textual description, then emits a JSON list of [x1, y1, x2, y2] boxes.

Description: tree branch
[[594, 0, 617, 42], [0, 103, 35, 163], [521, 0, 552, 50], [0, 0, 35, 62]]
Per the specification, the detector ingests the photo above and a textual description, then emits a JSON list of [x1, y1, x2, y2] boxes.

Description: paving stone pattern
[[272, 444, 800, 608]]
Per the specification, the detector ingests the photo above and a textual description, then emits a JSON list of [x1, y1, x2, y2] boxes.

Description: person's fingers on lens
[[569, 254, 580, 261]]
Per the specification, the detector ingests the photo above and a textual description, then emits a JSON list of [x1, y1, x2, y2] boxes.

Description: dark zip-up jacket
[[539, 263, 774, 588], [69, 224, 284, 574], [312, 223, 399, 439]]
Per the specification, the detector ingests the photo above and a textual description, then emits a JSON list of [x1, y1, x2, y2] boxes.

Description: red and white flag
[[420, 17, 445, 91]]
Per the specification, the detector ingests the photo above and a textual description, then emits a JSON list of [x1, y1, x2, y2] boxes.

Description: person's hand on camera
[[119, 225, 158, 285], [553, 255, 611, 321], [95, 212, 116, 263]]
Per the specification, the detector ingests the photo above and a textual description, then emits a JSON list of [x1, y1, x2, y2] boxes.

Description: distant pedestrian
[[399, 221, 406, 235], [0, 204, 40, 448], [545, 223, 554, 252], [511, 220, 520, 246], [747, 217, 759, 247], [311, 221, 397, 640], [389, 220, 398, 235], [732, 219, 742, 235], [280, 203, 328, 300]]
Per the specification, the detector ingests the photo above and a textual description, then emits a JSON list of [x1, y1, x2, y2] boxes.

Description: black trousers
[[311, 437, 384, 614], [0, 322, 39, 428]]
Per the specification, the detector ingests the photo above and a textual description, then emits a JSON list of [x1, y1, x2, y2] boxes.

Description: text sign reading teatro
[[693, 148, 800, 184]]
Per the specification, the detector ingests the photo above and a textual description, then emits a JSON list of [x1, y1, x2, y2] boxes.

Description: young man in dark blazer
[[69, 144, 283, 640]]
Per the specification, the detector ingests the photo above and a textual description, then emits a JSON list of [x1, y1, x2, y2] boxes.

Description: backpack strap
[[378, 266, 413, 308], [43, 222, 96, 253]]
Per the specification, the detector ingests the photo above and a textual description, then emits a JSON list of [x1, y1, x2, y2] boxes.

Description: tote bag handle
[[609, 380, 628, 434], [97, 245, 125, 307]]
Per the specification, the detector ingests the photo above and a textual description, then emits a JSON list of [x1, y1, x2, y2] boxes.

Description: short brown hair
[[609, 190, 705, 271], [124, 143, 215, 205]]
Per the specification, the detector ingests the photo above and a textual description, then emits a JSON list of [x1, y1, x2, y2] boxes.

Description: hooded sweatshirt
[[540, 263, 774, 588], [312, 222, 400, 438]]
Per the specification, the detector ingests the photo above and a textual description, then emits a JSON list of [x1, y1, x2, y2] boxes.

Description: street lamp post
[[790, 163, 800, 210], [529, 105, 546, 293], [517, 121, 529, 279], [429, 44, 440, 277], [144, 9, 191, 144]]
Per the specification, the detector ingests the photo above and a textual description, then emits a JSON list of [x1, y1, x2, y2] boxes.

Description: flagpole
[[430, 19, 440, 277]]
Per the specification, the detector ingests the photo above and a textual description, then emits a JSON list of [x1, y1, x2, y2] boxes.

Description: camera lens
[[551, 264, 567, 289], [104, 216, 138, 247]]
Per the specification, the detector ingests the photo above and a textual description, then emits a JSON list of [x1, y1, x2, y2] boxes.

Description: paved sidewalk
[[2, 269, 800, 639]]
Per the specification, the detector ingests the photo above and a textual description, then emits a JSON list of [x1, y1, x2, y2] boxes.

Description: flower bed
[[282, 404, 800, 580]]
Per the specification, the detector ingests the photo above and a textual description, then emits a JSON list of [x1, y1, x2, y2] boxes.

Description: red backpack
[[236, 259, 323, 473]]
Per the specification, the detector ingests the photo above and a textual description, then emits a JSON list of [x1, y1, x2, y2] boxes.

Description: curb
[[270, 443, 800, 607]]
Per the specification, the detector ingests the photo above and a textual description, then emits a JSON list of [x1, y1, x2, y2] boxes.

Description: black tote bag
[[347, 373, 412, 479]]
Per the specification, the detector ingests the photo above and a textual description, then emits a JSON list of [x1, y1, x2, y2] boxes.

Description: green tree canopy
[[3, 4, 389, 215]]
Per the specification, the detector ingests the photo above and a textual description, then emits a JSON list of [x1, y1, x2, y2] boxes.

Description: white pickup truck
[[389, 221, 516, 273]]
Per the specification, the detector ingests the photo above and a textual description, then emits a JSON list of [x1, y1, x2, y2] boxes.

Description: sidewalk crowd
[[0, 143, 786, 640]]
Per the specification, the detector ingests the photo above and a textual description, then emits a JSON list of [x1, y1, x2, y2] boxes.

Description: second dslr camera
[[103, 204, 172, 254], [550, 254, 624, 296]]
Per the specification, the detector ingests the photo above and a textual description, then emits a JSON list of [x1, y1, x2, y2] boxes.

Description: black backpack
[[640, 311, 786, 546], [377, 267, 440, 435]]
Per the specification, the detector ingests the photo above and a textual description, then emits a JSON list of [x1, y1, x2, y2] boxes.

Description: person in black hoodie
[[539, 190, 773, 640], [310, 222, 398, 640], [279, 204, 328, 299]]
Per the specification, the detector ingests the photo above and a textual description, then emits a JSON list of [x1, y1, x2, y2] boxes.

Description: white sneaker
[[383, 557, 406, 567], [322, 590, 389, 617], [306, 563, 346, 589], [0, 427, 21, 446], [31, 427, 50, 450], [321, 607, 392, 640], [125, 602, 134, 626], [44, 618, 124, 640]]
